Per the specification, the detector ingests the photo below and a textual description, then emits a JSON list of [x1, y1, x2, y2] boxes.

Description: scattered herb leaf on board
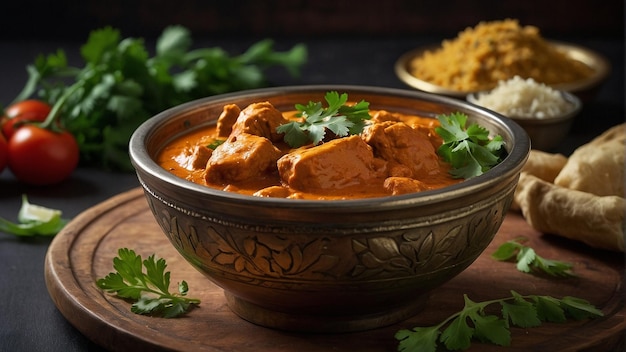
[[395, 291, 603, 352], [0, 195, 68, 236], [277, 91, 371, 147], [96, 248, 200, 318], [435, 112, 505, 179], [491, 236, 575, 277], [13, 25, 307, 171]]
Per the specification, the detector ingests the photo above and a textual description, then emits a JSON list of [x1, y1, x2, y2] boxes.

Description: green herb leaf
[[276, 91, 371, 148], [501, 291, 542, 328], [0, 195, 68, 237], [207, 139, 225, 150], [560, 296, 605, 319], [96, 248, 200, 318], [471, 313, 510, 346], [395, 326, 440, 352], [435, 112, 505, 179], [16, 26, 307, 171], [440, 313, 475, 350], [491, 237, 575, 277], [395, 291, 603, 352]]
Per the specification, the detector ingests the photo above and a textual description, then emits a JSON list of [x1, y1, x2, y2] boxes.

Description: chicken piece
[[230, 101, 289, 142], [384, 177, 429, 195], [370, 110, 402, 123], [205, 133, 282, 184], [216, 104, 241, 138], [174, 144, 213, 171], [277, 135, 387, 193], [362, 121, 441, 179]]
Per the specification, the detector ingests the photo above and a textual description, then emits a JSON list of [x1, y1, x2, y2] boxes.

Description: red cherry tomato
[[2, 100, 52, 139], [7, 125, 79, 185], [0, 134, 7, 173]]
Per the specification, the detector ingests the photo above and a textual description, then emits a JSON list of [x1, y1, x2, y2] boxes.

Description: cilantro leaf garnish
[[207, 139, 225, 150], [395, 291, 603, 352], [435, 112, 505, 179], [96, 248, 200, 318], [276, 91, 371, 147], [491, 237, 575, 277]]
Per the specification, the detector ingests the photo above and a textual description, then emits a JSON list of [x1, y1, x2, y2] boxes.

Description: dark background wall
[[2, 0, 623, 41]]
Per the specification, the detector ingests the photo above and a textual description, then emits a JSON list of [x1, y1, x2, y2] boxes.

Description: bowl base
[[224, 291, 430, 333]]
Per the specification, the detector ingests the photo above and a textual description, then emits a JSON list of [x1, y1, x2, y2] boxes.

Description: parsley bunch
[[96, 248, 200, 318], [492, 237, 575, 277], [13, 26, 307, 171], [435, 112, 505, 179], [276, 91, 371, 147], [395, 291, 603, 352]]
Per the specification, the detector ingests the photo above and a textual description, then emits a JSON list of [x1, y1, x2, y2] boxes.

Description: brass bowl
[[395, 41, 610, 102], [129, 85, 530, 333]]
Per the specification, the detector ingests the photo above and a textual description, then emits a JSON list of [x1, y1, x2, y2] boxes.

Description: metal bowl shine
[[129, 85, 530, 333]]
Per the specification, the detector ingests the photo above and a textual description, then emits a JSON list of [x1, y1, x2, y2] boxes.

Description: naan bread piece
[[510, 150, 568, 211], [554, 123, 625, 197], [522, 149, 568, 182], [515, 172, 625, 252]]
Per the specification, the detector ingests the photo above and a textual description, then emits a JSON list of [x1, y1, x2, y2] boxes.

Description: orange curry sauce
[[157, 104, 462, 200]]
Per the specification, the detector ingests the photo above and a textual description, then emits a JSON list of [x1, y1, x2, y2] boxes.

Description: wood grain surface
[[44, 187, 625, 352]]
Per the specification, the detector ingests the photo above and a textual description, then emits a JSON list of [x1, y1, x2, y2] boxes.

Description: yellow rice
[[409, 19, 594, 92]]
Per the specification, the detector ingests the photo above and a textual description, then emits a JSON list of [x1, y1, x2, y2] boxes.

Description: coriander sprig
[[435, 112, 505, 179], [15, 26, 307, 171], [491, 237, 575, 277], [96, 248, 200, 318], [276, 91, 371, 147], [395, 291, 603, 352]]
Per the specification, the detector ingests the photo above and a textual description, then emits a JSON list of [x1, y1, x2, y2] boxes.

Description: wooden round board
[[45, 187, 625, 351]]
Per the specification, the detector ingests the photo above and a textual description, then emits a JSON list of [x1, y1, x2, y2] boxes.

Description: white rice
[[467, 76, 574, 119]]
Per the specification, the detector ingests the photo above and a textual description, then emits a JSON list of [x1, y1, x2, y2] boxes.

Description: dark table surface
[[0, 34, 623, 351]]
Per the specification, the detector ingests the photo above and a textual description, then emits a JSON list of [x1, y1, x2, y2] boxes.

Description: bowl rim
[[129, 85, 530, 211], [394, 40, 611, 97]]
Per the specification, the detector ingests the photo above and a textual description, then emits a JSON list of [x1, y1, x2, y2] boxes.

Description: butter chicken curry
[[157, 99, 464, 200]]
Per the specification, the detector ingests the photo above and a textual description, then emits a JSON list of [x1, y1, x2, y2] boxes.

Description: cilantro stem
[[40, 80, 85, 131], [12, 66, 41, 105], [12, 63, 83, 105], [429, 294, 502, 330], [127, 283, 200, 304]]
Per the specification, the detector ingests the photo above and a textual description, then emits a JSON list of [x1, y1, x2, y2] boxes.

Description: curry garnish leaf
[[276, 91, 371, 147], [395, 291, 603, 352], [96, 248, 200, 318], [435, 112, 505, 179], [491, 237, 575, 277], [207, 139, 225, 150]]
